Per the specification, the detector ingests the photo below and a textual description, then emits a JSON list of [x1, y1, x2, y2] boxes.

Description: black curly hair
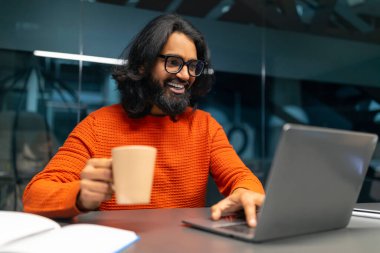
[[112, 13, 215, 119]]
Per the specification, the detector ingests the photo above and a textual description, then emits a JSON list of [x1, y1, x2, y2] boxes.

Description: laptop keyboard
[[216, 212, 258, 236], [220, 223, 256, 235]]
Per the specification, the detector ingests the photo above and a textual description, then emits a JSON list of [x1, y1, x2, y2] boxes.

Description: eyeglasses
[[158, 54, 206, 77]]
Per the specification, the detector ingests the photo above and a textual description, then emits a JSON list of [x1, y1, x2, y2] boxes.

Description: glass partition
[[263, 0, 380, 202]]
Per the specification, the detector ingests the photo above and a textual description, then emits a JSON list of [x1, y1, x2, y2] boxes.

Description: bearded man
[[23, 14, 265, 227]]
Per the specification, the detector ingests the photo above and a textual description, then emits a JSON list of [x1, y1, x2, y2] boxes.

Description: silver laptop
[[183, 123, 378, 242]]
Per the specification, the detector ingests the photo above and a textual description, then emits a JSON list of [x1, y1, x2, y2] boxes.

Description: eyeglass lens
[[165, 56, 204, 77]]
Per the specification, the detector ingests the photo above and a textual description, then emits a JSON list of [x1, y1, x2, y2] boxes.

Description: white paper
[[0, 211, 139, 253], [0, 211, 60, 246]]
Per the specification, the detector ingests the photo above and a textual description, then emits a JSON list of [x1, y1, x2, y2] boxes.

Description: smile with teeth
[[167, 81, 187, 94], [168, 82, 185, 89]]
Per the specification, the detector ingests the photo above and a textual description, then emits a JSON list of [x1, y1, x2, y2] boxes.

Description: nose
[[175, 65, 190, 81]]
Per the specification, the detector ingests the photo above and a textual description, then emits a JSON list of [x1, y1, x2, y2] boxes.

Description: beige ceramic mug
[[111, 145, 157, 205]]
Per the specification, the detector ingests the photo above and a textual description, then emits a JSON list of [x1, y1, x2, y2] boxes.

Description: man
[[23, 14, 265, 227]]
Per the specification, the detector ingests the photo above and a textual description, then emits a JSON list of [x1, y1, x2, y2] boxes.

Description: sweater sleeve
[[208, 116, 264, 196], [23, 114, 97, 218]]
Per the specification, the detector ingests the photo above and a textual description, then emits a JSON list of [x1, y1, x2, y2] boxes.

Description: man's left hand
[[210, 188, 265, 227]]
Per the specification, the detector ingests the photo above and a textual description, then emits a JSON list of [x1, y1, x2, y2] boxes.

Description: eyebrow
[[161, 53, 198, 61]]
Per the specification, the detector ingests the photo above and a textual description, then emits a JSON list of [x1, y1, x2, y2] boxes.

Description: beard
[[146, 76, 191, 117]]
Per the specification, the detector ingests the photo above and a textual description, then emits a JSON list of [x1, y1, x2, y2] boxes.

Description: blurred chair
[[0, 111, 57, 211]]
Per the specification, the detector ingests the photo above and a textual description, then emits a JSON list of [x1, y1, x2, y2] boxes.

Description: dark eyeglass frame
[[158, 54, 206, 77]]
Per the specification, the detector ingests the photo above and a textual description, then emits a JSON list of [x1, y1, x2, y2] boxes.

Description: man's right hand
[[76, 158, 113, 211]]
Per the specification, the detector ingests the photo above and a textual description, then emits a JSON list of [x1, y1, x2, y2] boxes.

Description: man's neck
[[150, 105, 166, 116]]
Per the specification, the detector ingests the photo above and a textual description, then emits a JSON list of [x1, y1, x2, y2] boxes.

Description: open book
[[0, 211, 139, 253]]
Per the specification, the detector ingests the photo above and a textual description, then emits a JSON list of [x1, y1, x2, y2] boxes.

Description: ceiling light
[[33, 50, 126, 65]]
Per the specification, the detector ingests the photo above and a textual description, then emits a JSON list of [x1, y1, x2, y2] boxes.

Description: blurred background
[[1, 0, 380, 211]]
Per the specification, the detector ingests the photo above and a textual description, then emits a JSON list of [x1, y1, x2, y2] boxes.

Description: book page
[[0, 211, 60, 246], [2, 223, 140, 253]]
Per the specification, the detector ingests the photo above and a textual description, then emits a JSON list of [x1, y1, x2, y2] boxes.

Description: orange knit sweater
[[23, 104, 264, 218]]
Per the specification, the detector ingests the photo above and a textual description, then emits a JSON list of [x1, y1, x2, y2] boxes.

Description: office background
[[0, 0, 379, 211]]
